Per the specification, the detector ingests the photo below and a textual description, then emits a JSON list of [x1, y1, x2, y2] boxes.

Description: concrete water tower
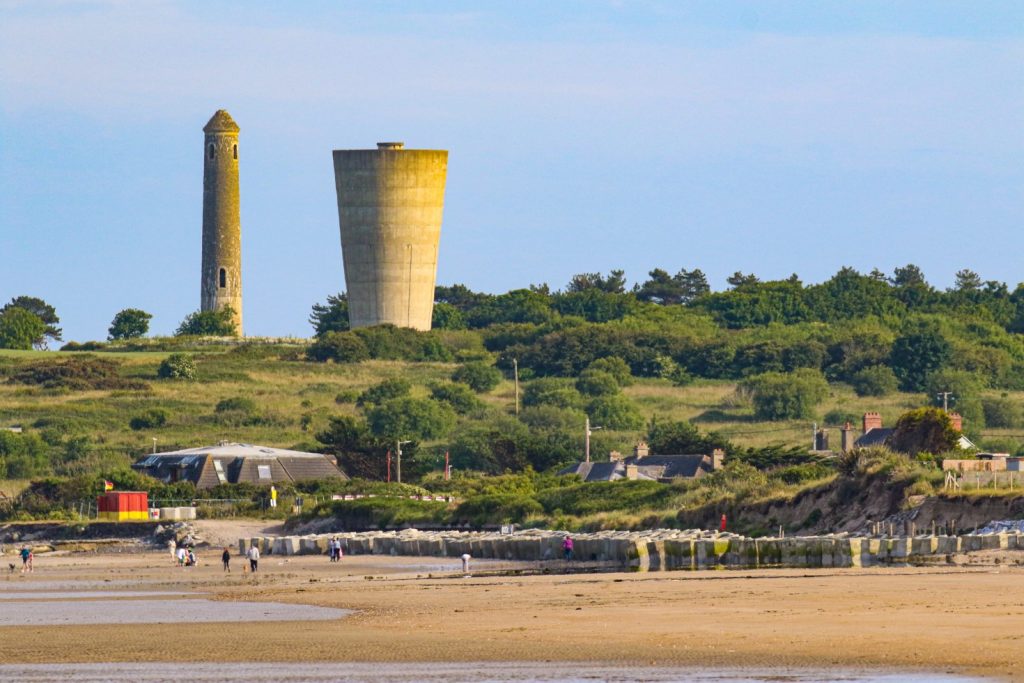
[[332, 142, 448, 331]]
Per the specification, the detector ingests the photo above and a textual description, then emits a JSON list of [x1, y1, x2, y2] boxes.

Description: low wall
[[237, 528, 1024, 571]]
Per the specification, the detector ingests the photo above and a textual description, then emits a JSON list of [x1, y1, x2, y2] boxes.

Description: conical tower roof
[[203, 109, 239, 133]]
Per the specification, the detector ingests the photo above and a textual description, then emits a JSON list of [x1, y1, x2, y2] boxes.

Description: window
[[233, 144, 237, 159], [257, 465, 272, 480], [219, 268, 226, 288], [208, 144, 215, 159]]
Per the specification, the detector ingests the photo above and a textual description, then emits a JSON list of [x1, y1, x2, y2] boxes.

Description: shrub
[[334, 390, 360, 404], [739, 369, 829, 421], [129, 408, 168, 430], [587, 357, 634, 386], [850, 365, 898, 397], [429, 382, 482, 415], [522, 378, 583, 409], [175, 306, 237, 336], [587, 394, 644, 430], [452, 362, 502, 393], [157, 353, 197, 380], [0, 308, 46, 350], [9, 357, 147, 391], [215, 396, 257, 414], [519, 405, 586, 432], [982, 397, 1022, 429], [357, 378, 411, 407], [306, 331, 370, 363], [888, 407, 959, 456], [575, 369, 620, 397]]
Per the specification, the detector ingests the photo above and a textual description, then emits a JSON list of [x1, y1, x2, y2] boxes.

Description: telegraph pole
[[585, 417, 602, 463], [513, 358, 520, 415], [936, 392, 953, 411], [396, 440, 411, 484]]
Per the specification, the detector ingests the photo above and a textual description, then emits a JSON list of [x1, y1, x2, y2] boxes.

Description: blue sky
[[1, 1, 1022, 341]]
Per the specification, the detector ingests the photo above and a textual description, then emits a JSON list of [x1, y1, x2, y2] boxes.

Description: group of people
[[175, 544, 198, 567], [328, 537, 344, 562]]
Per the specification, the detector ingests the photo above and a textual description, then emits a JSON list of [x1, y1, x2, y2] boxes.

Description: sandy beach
[[0, 545, 1020, 681]]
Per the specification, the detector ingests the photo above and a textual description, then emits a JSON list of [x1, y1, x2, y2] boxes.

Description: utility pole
[[152, 437, 157, 454], [513, 358, 520, 416], [937, 392, 954, 411], [396, 440, 411, 484], [585, 417, 602, 463], [445, 450, 450, 481]]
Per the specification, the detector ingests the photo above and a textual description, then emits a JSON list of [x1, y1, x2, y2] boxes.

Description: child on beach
[[222, 547, 231, 572], [19, 546, 32, 573]]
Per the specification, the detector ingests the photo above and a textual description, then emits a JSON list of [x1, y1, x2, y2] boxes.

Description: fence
[[944, 470, 1022, 492]]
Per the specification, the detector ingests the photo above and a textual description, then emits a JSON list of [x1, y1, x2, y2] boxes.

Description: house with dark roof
[[559, 442, 725, 483], [132, 442, 347, 489], [850, 411, 975, 451]]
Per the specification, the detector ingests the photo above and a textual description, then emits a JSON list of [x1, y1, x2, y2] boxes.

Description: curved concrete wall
[[333, 143, 448, 331], [201, 110, 243, 335]]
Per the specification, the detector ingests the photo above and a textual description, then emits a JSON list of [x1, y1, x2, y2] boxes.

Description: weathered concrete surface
[[201, 109, 243, 335], [240, 528, 1024, 571], [333, 143, 448, 331]]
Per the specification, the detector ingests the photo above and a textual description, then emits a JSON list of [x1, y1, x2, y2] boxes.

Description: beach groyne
[[238, 528, 1024, 571]]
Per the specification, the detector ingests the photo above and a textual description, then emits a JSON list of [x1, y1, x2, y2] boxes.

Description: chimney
[[609, 450, 623, 463], [625, 463, 639, 480], [711, 448, 725, 470], [633, 441, 649, 459], [948, 412, 963, 432], [862, 412, 882, 434], [840, 422, 855, 453]]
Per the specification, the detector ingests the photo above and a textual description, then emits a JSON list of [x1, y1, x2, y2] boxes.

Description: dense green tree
[[357, 378, 411, 407], [850, 365, 898, 397], [107, 308, 152, 340], [431, 302, 466, 330], [982, 397, 1022, 429], [0, 308, 46, 350], [636, 268, 709, 305], [366, 397, 457, 441], [890, 323, 951, 392], [522, 378, 583, 409], [429, 382, 483, 415], [586, 394, 644, 430], [175, 306, 237, 336], [586, 357, 633, 386], [306, 331, 370, 363], [1, 296, 61, 347], [726, 271, 760, 289], [309, 293, 349, 335], [954, 269, 983, 292], [452, 362, 502, 393], [740, 369, 829, 421], [575, 369, 620, 397], [315, 415, 387, 479], [888, 407, 959, 455], [891, 264, 927, 288], [645, 419, 731, 455], [566, 270, 627, 294], [0, 430, 50, 478], [467, 289, 554, 327]]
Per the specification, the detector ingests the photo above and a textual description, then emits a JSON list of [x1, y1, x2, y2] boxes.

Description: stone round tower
[[201, 109, 243, 335], [332, 142, 448, 330]]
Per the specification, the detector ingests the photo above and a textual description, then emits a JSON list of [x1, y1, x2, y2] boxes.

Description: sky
[[1, 1, 1022, 341]]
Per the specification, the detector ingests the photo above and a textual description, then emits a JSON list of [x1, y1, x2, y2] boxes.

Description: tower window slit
[[233, 144, 237, 159], [208, 144, 215, 159], [219, 268, 226, 288]]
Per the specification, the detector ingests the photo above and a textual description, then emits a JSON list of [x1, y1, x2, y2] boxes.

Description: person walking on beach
[[247, 543, 260, 573], [168, 538, 177, 565], [19, 546, 32, 573], [221, 547, 231, 573], [562, 535, 574, 561]]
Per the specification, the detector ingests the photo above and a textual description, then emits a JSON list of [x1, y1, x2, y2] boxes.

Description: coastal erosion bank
[[239, 528, 1024, 571]]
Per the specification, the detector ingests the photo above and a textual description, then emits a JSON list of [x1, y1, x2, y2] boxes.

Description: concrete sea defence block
[[759, 539, 783, 566], [911, 537, 938, 556], [238, 538, 250, 555], [299, 538, 320, 555]]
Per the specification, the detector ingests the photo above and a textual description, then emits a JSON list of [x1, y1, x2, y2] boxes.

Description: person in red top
[[562, 536, 574, 561]]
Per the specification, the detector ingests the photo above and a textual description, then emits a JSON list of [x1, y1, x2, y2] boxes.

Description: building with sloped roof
[[559, 442, 725, 483], [133, 442, 347, 489]]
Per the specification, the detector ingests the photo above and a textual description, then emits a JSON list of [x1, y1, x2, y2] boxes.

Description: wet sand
[[0, 551, 1020, 681]]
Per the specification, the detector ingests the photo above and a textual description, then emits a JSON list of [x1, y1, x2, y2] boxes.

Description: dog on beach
[[7, 563, 14, 574]]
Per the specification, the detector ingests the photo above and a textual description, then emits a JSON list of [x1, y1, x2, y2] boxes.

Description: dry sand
[[0, 548, 1021, 681]]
